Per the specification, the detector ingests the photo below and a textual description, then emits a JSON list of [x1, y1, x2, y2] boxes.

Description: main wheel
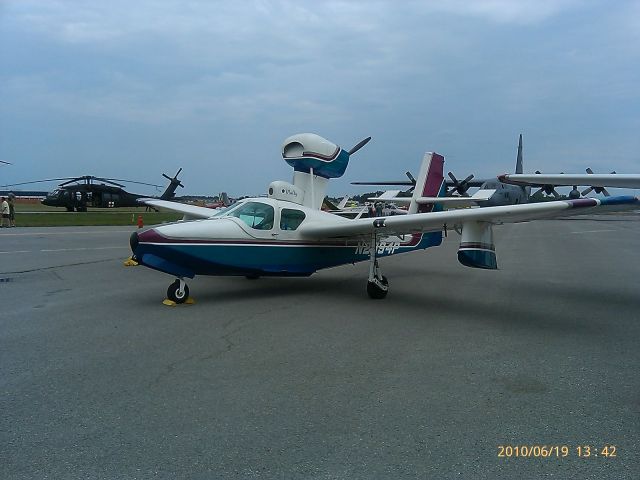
[[167, 280, 189, 304], [367, 276, 389, 299]]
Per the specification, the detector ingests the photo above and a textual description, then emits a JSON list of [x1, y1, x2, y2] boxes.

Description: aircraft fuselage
[[130, 198, 442, 279]]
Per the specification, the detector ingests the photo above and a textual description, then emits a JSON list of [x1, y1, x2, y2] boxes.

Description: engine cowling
[[281, 133, 350, 179], [457, 221, 497, 269]]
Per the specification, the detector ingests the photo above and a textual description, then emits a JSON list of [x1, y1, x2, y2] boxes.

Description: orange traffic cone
[[137, 215, 143, 228]]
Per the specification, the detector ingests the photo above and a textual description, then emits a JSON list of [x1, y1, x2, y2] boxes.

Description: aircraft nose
[[129, 231, 139, 253]]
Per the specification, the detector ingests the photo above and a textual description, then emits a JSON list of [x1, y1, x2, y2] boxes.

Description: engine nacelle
[[281, 133, 350, 179], [267, 181, 304, 205], [457, 221, 497, 269]]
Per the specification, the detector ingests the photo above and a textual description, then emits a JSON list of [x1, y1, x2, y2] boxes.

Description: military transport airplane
[[353, 134, 530, 206], [130, 133, 639, 303]]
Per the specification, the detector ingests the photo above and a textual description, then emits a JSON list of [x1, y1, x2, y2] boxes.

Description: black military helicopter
[[3, 169, 184, 211]]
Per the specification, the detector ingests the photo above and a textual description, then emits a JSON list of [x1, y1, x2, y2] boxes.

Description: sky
[[1, 0, 639, 197]]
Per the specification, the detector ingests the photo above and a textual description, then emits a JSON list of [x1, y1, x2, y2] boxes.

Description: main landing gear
[[167, 278, 190, 304], [367, 233, 389, 299]]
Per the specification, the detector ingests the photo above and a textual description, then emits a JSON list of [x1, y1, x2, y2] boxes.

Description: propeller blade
[[405, 171, 416, 185], [462, 174, 474, 184], [448, 172, 458, 183], [348, 136, 372, 155], [586, 167, 594, 174], [602, 188, 610, 197], [581, 186, 594, 196], [551, 189, 560, 199]]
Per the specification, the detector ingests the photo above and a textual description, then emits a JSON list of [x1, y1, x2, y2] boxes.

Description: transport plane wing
[[499, 173, 640, 189], [298, 196, 640, 239], [139, 198, 220, 219]]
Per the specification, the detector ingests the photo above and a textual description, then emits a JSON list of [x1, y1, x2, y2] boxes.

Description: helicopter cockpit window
[[280, 209, 305, 231], [229, 202, 274, 230]]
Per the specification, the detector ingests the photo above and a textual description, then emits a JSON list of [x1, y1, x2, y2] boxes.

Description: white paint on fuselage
[[151, 197, 351, 242]]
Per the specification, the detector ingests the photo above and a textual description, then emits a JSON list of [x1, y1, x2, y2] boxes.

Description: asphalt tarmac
[[1, 217, 639, 479]]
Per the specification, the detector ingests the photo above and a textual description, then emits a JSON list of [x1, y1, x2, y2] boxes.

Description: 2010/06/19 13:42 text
[[497, 445, 617, 459]]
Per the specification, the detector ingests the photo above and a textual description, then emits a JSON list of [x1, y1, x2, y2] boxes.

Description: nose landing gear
[[167, 278, 190, 304]]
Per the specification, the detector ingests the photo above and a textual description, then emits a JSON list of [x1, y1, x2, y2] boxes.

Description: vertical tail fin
[[515, 134, 523, 174], [408, 152, 445, 214]]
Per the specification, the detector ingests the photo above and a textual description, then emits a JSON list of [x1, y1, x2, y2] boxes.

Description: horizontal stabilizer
[[367, 190, 402, 200]]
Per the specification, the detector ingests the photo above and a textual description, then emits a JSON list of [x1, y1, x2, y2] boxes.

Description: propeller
[[0, 160, 11, 165], [348, 136, 372, 155], [404, 171, 416, 193], [532, 171, 561, 198], [581, 168, 614, 197], [447, 172, 475, 196]]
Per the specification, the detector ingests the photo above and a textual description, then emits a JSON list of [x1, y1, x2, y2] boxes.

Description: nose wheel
[[367, 233, 389, 299], [167, 278, 189, 304]]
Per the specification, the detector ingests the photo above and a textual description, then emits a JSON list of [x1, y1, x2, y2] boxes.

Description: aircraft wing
[[298, 196, 639, 239], [499, 173, 640, 189], [138, 198, 218, 219]]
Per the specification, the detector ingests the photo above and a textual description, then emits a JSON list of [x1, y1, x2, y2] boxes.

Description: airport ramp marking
[[0, 246, 129, 254]]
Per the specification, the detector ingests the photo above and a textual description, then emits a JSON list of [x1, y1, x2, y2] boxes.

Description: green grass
[[13, 203, 182, 227]]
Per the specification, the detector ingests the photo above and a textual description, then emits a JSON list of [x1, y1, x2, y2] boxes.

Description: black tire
[[167, 280, 189, 304], [367, 276, 389, 299]]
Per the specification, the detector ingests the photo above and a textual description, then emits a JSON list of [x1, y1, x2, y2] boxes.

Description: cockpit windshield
[[227, 201, 274, 230], [211, 203, 240, 217]]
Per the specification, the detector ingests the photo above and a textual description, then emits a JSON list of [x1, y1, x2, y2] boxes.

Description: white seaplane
[[130, 133, 639, 302]]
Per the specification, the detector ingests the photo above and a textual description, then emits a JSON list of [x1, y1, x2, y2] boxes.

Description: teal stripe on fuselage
[[136, 231, 442, 277]]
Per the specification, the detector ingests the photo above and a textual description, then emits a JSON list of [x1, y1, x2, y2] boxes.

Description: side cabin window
[[229, 201, 274, 230], [280, 208, 306, 231]]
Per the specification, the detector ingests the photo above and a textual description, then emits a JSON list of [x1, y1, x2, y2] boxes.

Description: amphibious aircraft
[[129, 133, 638, 303]]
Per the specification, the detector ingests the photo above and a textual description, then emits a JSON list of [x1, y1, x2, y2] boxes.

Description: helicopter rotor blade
[[101, 178, 162, 188], [1, 178, 77, 188]]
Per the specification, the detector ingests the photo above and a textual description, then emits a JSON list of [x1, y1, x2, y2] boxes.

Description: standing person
[[8, 193, 16, 227], [0, 197, 9, 227], [375, 201, 383, 217]]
